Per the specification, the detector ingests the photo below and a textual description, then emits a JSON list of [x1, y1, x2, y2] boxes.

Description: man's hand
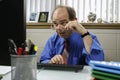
[[65, 20, 92, 54], [65, 20, 87, 35], [49, 54, 64, 64]]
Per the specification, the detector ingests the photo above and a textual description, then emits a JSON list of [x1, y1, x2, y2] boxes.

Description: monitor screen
[[0, 0, 26, 65]]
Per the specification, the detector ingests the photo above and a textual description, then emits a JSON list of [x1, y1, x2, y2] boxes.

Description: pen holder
[[11, 55, 37, 80]]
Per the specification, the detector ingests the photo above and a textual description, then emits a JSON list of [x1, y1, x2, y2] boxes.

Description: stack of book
[[89, 60, 120, 80]]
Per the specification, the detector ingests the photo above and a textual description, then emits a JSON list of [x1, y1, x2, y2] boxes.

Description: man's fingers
[[50, 55, 64, 64]]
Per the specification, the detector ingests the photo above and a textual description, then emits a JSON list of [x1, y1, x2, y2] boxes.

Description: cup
[[11, 55, 37, 80]]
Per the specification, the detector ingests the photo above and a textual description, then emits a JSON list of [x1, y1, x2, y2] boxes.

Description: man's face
[[52, 8, 72, 39]]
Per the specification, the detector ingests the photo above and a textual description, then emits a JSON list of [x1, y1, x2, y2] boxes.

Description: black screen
[[0, 0, 26, 65]]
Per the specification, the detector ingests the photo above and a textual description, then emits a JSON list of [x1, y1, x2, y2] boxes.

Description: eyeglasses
[[51, 20, 68, 29]]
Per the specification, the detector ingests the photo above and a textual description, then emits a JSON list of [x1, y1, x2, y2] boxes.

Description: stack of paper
[[89, 60, 120, 80], [0, 66, 11, 79], [0, 66, 11, 76]]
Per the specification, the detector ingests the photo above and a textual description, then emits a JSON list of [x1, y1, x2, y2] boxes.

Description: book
[[92, 69, 120, 79], [89, 60, 120, 74]]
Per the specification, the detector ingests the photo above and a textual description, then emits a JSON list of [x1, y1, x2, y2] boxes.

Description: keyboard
[[37, 63, 84, 72]]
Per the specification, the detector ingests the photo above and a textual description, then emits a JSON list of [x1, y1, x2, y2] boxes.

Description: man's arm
[[82, 33, 104, 64], [65, 20, 92, 54], [65, 20, 104, 64], [81, 31, 92, 54]]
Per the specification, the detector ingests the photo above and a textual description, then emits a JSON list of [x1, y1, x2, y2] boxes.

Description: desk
[[2, 66, 91, 80]]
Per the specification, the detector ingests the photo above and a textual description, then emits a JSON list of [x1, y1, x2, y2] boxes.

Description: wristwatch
[[81, 31, 90, 38]]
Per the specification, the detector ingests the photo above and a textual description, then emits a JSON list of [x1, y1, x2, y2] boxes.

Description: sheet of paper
[[0, 66, 11, 75]]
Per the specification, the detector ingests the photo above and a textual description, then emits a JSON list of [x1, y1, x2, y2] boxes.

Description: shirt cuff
[[40, 60, 50, 64], [82, 39, 103, 55]]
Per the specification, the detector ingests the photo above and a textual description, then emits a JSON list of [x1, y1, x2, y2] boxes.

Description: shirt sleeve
[[82, 33, 104, 64], [40, 38, 54, 63]]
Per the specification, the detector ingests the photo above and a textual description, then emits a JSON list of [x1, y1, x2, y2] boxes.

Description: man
[[40, 5, 104, 65]]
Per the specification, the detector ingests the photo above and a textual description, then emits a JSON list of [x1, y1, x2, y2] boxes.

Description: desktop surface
[[37, 66, 91, 80], [2, 66, 91, 80]]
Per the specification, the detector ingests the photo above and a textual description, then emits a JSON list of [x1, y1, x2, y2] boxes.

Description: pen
[[33, 45, 38, 54], [28, 44, 34, 55], [22, 40, 29, 55], [17, 47, 23, 55], [24, 46, 29, 55], [29, 45, 38, 55], [8, 39, 17, 55]]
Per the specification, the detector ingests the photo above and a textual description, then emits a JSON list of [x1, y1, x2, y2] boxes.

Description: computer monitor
[[0, 0, 26, 65]]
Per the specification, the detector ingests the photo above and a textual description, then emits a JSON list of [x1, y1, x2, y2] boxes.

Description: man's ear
[[74, 18, 77, 20], [71, 18, 77, 21]]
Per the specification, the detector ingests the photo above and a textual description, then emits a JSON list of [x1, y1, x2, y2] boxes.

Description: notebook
[[89, 60, 120, 70], [37, 63, 84, 72], [92, 73, 117, 80], [92, 69, 120, 80], [89, 60, 120, 74]]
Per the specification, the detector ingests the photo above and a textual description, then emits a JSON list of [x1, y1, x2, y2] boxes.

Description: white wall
[[26, 29, 55, 62], [88, 29, 120, 62], [27, 29, 120, 62]]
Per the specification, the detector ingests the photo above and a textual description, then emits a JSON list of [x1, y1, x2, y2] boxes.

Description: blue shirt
[[40, 32, 104, 65]]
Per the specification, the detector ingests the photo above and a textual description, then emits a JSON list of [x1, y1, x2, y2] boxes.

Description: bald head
[[51, 5, 76, 21], [52, 7, 69, 21]]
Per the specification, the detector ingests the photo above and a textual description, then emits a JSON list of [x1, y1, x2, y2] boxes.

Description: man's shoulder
[[50, 33, 59, 39], [49, 33, 64, 41]]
